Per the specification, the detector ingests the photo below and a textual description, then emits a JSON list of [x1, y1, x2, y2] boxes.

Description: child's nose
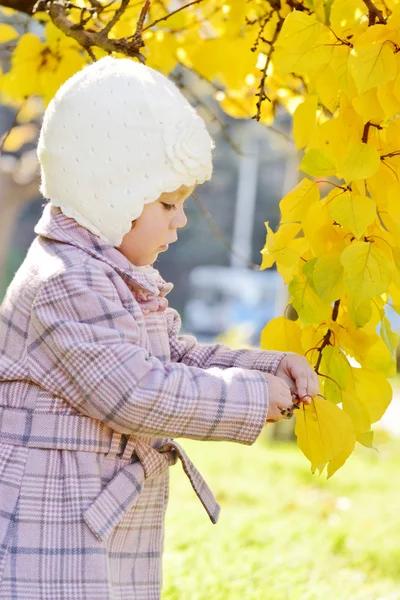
[[172, 206, 187, 229]]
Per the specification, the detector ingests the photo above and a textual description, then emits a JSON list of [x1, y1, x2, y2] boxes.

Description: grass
[[162, 430, 400, 600]]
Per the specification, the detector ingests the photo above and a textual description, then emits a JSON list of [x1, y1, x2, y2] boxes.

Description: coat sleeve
[[27, 267, 270, 445], [166, 307, 286, 374]]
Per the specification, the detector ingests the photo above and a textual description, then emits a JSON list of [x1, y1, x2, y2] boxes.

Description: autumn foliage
[[0, 0, 399, 476]]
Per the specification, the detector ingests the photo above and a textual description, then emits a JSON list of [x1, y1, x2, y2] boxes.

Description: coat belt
[[0, 405, 220, 541]]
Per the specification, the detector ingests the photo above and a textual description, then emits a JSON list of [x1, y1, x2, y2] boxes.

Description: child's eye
[[161, 202, 176, 211]]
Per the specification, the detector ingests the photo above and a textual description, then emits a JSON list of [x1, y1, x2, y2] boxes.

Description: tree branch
[[32, 0, 151, 61], [0, 0, 36, 14]]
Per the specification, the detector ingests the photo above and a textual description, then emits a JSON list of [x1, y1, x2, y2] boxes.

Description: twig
[[362, 121, 383, 143], [142, 0, 205, 32], [313, 300, 340, 372], [380, 149, 400, 160], [100, 0, 129, 36], [361, 0, 386, 25], [253, 16, 284, 122], [193, 192, 261, 270], [171, 73, 241, 154]]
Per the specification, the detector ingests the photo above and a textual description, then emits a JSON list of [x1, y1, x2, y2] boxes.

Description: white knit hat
[[37, 56, 214, 246]]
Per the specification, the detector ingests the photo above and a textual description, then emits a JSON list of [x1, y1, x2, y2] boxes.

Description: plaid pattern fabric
[[0, 203, 285, 599]]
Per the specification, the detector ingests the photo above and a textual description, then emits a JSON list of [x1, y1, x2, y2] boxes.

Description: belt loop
[[105, 431, 123, 459]]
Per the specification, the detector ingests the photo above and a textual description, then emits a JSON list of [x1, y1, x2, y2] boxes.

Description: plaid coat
[[0, 203, 284, 600]]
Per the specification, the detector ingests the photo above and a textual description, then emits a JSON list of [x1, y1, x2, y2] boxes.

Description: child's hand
[[275, 354, 319, 404], [263, 373, 294, 423]]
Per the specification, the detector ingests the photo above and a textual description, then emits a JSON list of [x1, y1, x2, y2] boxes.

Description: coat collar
[[34, 203, 174, 298]]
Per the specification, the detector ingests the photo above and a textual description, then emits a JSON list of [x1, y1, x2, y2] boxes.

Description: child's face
[[118, 184, 194, 266]]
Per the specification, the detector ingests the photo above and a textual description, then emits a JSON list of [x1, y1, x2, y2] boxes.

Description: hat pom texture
[[37, 56, 214, 246]]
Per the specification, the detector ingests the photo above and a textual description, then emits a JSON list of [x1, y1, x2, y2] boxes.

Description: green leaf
[[289, 275, 332, 325], [348, 42, 397, 94], [347, 295, 373, 328], [380, 316, 399, 362], [321, 346, 352, 390], [299, 148, 336, 177], [356, 430, 374, 448], [341, 241, 393, 300], [338, 143, 381, 182], [328, 191, 376, 239], [313, 253, 345, 301]]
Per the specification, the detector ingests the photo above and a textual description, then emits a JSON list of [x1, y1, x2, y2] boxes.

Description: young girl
[[0, 57, 319, 600]]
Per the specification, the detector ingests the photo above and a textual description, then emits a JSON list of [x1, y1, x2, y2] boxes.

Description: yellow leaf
[[303, 200, 344, 255], [352, 88, 385, 123], [308, 118, 347, 165], [328, 191, 376, 239], [329, 0, 367, 33], [338, 143, 380, 182], [341, 390, 371, 433], [331, 46, 356, 98], [278, 237, 310, 284], [299, 148, 336, 177], [294, 398, 356, 476], [341, 241, 393, 300], [189, 33, 257, 90], [348, 42, 397, 94], [145, 33, 178, 75], [326, 411, 356, 478], [16, 96, 43, 124], [377, 81, 400, 120], [279, 178, 319, 222], [315, 65, 340, 113], [350, 368, 392, 423], [289, 274, 331, 325], [274, 11, 333, 75], [360, 335, 396, 377], [260, 316, 303, 355], [380, 315, 399, 362], [293, 96, 318, 150], [386, 181, 400, 224], [0, 23, 18, 43], [313, 252, 345, 302], [260, 222, 302, 271], [1, 123, 37, 152]]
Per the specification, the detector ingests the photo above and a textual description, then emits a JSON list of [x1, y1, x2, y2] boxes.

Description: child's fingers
[[295, 371, 308, 399]]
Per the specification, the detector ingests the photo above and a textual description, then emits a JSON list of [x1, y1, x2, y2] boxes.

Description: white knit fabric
[[37, 56, 214, 246]]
